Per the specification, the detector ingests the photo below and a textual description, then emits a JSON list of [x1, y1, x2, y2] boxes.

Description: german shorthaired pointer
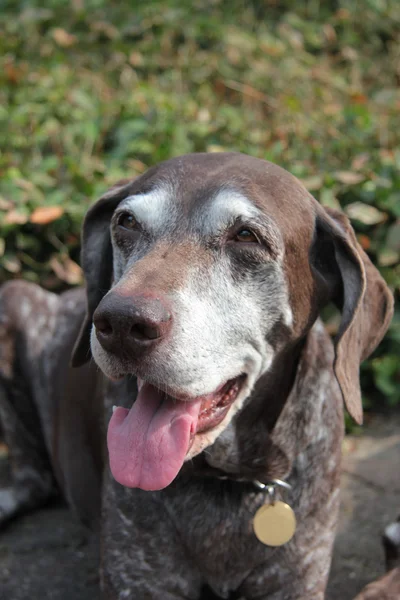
[[0, 153, 393, 599]]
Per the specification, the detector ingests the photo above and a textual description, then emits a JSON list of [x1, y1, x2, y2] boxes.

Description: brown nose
[[93, 292, 172, 357]]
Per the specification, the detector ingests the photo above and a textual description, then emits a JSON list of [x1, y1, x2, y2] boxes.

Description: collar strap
[[214, 475, 292, 494], [253, 478, 292, 502], [253, 478, 292, 491]]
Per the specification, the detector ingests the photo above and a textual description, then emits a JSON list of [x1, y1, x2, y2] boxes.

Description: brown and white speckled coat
[[0, 153, 393, 599]]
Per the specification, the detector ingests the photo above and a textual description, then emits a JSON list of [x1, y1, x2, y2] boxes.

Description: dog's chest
[[163, 480, 279, 594]]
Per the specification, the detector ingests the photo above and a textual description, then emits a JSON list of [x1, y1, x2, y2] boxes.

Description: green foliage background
[[1, 0, 399, 411]]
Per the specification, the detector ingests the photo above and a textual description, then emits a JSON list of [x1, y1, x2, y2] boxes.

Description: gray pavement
[[327, 413, 400, 599]]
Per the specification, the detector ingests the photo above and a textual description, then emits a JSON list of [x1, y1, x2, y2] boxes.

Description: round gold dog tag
[[253, 501, 296, 547]]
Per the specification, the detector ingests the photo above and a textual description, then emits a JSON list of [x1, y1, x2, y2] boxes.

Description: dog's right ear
[[312, 206, 393, 424], [71, 180, 133, 367]]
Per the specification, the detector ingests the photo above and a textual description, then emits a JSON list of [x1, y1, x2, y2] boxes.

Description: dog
[[0, 153, 393, 599]]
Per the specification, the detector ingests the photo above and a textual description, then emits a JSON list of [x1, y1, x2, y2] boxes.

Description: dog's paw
[[0, 487, 20, 526]]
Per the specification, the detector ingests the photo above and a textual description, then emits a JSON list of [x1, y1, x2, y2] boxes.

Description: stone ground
[[0, 412, 399, 600]]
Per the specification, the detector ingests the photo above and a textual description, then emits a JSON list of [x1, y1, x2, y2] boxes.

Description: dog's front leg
[[0, 282, 59, 525], [237, 560, 327, 600], [100, 473, 203, 600], [0, 381, 55, 524], [237, 515, 338, 600]]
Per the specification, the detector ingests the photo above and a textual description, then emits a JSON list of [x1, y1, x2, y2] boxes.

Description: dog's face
[[93, 183, 297, 467], [97, 186, 290, 381], [73, 153, 393, 491]]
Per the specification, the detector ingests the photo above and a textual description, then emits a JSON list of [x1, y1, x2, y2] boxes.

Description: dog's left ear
[[312, 206, 394, 424], [71, 180, 133, 368]]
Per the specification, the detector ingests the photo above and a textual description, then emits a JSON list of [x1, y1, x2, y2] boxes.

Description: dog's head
[[72, 153, 393, 490]]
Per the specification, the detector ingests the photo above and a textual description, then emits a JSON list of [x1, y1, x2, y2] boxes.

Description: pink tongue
[[107, 382, 202, 490]]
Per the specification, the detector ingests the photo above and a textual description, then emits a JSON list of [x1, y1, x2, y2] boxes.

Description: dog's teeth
[[112, 405, 117, 413]]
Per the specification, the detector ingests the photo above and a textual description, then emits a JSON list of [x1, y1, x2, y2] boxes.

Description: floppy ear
[[71, 180, 134, 367], [312, 206, 393, 424]]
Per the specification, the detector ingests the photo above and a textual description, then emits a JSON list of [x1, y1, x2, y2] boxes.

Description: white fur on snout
[[167, 260, 273, 396], [165, 257, 280, 456]]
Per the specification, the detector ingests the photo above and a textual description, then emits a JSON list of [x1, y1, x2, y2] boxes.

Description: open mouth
[[196, 376, 245, 434], [107, 374, 245, 492]]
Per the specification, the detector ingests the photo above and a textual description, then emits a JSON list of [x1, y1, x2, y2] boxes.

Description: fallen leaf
[[385, 220, 400, 252], [351, 153, 370, 171], [15, 178, 36, 192], [207, 144, 227, 153], [320, 188, 342, 211], [335, 171, 365, 185], [3, 256, 21, 273], [300, 175, 323, 191], [30, 206, 64, 224], [342, 46, 358, 61], [357, 234, 371, 250], [378, 220, 400, 266], [0, 196, 14, 210], [345, 202, 387, 225], [4, 210, 28, 225], [50, 256, 83, 285], [91, 21, 119, 39], [197, 108, 211, 123], [378, 249, 399, 267], [127, 159, 147, 173], [323, 24, 336, 43], [350, 92, 368, 105], [4, 62, 22, 84], [323, 103, 341, 115], [129, 51, 144, 66], [52, 28, 77, 47], [336, 8, 351, 20]]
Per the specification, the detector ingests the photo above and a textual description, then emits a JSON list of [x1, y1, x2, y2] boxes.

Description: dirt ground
[[1, 412, 399, 600]]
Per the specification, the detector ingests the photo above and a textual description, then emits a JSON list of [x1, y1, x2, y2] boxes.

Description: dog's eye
[[117, 213, 137, 231], [234, 228, 259, 244]]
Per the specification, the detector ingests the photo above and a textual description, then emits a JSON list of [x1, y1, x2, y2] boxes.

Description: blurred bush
[[0, 0, 399, 410]]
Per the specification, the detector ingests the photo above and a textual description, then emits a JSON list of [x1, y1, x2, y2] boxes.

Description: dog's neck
[[254, 339, 306, 432]]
